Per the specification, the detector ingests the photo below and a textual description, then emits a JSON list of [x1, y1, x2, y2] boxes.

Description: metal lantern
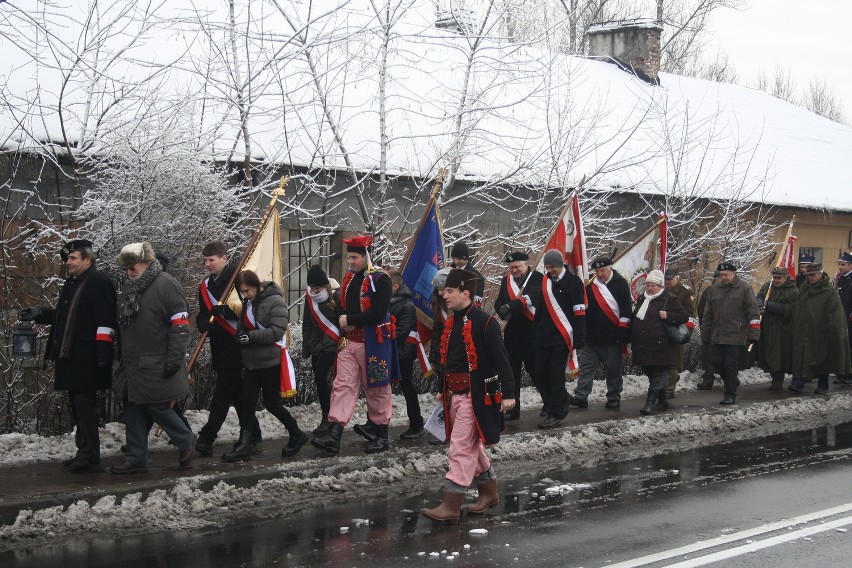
[[12, 320, 38, 359]]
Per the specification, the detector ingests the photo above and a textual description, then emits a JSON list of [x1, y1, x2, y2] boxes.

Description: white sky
[[708, 0, 852, 121]]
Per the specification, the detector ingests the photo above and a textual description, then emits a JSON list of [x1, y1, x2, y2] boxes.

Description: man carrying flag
[[756, 267, 798, 391], [312, 235, 400, 455], [494, 251, 544, 420], [533, 249, 586, 428], [569, 256, 632, 410]]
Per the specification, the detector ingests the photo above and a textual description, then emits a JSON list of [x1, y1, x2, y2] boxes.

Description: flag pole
[[399, 168, 446, 272], [612, 215, 666, 265], [186, 178, 288, 374]]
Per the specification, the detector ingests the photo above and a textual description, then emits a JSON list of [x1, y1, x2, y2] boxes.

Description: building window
[[799, 247, 823, 266], [286, 230, 331, 321]]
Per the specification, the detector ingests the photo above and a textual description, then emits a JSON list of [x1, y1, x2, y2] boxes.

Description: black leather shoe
[[399, 425, 426, 440], [788, 384, 803, 394], [696, 381, 714, 390], [568, 395, 588, 408], [67, 458, 98, 472], [604, 399, 620, 409], [539, 407, 548, 417], [719, 397, 736, 406], [312, 420, 331, 436], [537, 416, 562, 429], [282, 431, 309, 457], [353, 420, 379, 442], [110, 462, 148, 474], [195, 437, 214, 456]]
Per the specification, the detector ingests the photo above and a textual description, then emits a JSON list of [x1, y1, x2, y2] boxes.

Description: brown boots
[[422, 491, 465, 524], [465, 480, 499, 514]]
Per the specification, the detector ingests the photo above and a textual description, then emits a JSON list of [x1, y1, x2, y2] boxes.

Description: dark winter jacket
[[756, 277, 798, 374], [700, 275, 760, 346], [630, 291, 688, 367], [114, 271, 190, 404], [389, 283, 417, 362], [494, 267, 543, 350], [585, 269, 633, 345], [196, 263, 242, 370], [836, 271, 852, 318], [35, 266, 117, 391], [533, 266, 586, 349], [439, 303, 515, 446], [789, 274, 852, 378], [301, 289, 340, 358], [239, 282, 289, 371], [428, 294, 448, 376]]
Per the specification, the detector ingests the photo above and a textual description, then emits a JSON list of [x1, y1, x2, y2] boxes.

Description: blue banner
[[401, 202, 444, 318]]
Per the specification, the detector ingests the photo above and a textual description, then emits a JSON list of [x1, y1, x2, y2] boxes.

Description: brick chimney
[[586, 19, 662, 85]]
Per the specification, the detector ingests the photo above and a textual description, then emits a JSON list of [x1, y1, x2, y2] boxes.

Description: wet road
[[4, 423, 851, 567]]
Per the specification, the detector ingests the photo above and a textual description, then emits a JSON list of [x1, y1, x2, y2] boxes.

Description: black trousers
[[311, 351, 336, 417], [506, 339, 537, 417], [711, 344, 741, 398], [199, 366, 260, 442], [398, 355, 423, 426], [239, 366, 299, 436], [535, 343, 570, 418], [70, 390, 100, 463]]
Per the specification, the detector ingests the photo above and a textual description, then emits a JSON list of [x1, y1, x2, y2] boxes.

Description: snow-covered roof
[[2, 0, 851, 211]]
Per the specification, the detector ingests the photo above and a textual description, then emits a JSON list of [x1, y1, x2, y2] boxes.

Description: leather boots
[[311, 422, 343, 454], [222, 429, 253, 463], [465, 479, 499, 514], [365, 424, 389, 454], [422, 491, 465, 524]]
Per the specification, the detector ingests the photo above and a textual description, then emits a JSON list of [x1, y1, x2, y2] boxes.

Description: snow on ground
[[1, 368, 850, 550]]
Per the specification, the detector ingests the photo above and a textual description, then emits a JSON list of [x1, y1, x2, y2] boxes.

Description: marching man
[[422, 269, 515, 524]]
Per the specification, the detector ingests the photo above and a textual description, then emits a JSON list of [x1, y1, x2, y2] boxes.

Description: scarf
[[118, 260, 162, 325], [308, 288, 330, 303], [635, 288, 664, 321]]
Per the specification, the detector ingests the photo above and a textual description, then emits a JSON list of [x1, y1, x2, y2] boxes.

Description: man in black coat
[[422, 269, 515, 524], [570, 256, 633, 409], [22, 239, 117, 471], [493, 251, 543, 420], [387, 270, 424, 439], [836, 252, 852, 385], [194, 241, 262, 456], [533, 249, 586, 428]]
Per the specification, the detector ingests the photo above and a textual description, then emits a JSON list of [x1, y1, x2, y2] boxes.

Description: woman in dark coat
[[631, 270, 689, 415], [223, 270, 307, 462], [301, 265, 340, 435]]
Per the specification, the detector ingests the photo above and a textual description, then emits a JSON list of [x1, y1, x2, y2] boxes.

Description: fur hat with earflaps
[[116, 242, 156, 268]]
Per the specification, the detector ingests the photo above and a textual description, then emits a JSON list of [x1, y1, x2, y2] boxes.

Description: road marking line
[[666, 515, 852, 567], [607, 502, 852, 568]]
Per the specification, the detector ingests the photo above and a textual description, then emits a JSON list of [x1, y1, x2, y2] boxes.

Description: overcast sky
[[707, 0, 852, 122]]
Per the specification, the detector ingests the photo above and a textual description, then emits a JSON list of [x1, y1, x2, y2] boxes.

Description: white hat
[[645, 270, 664, 286]]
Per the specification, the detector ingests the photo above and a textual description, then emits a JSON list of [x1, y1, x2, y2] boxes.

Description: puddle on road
[[3, 421, 851, 567]]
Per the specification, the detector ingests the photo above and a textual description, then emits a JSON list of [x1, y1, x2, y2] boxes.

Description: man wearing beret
[[194, 241, 262, 457], [700, 262, 761, 405], [493, 251, 543, 420], [449, 241, 485, 306], [756, 267, 798, 390], [569, 256, 632, 410], [312, 235, 400, 455], [534, 249, 586, 427], [834, 252, 852, 385], [21, 239, 118, 472], [796, 254, 815, 288], [789, 263, 852, 393], [422, 269, 515, 523], [662, 269, 697, 399]]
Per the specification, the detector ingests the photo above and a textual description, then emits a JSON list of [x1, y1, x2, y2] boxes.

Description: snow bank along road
[[0, 371, 850, 551]]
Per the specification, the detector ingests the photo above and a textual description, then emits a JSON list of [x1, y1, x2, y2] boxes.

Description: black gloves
[[236, 331, 251, 345], [496, 304, 511, 320], [163, 363, 180, 377], [19, 307, 41, 321]]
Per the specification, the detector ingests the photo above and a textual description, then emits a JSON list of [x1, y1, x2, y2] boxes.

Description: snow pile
[[1, 391, 850, 549]]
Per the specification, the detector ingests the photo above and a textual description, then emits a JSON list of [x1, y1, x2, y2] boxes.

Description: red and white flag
[[537, 193, 588, 280], [780, 235, 797, 279]]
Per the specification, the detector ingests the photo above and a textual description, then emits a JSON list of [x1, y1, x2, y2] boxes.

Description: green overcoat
[[756, 278, 798, 374], [789, 275, 852, 378]]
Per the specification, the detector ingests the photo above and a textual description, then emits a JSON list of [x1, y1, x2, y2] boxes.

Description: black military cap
[[589, 256, 612, 269], [664, 269, 678, 280], [716, 261, 737, 272], [839, 252, 852, 263], [504, 251, 529, 263], [60, 239, 93, 262]]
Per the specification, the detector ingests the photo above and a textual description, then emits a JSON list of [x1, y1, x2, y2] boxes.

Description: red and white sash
[[200, 279, 237, 336], [242, 302, 297, 397], [407, 321, 433, 375], [541, 276, 579, 373], [591, 279, 630, 329], [305, 290, 340, 343], [506, 274, 535, 321]]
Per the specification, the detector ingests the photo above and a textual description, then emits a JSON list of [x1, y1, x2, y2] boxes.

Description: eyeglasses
[[123, 263, 140, 272]]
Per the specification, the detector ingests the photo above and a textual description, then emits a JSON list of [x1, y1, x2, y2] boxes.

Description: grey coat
[[115, 272, 191, 404], [240, 282, 289, 370], [700, 275, 761, 346]]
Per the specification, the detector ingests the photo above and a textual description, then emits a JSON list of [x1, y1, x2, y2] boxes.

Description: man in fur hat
[[311, 235, 400, 455], [449, 241, 485, 305], [194, 241, 262, 456], [422, 268, 515, 524], [111, 242, 196, 473], [21, 239, 118, 472], [493, 251, 543, 420]]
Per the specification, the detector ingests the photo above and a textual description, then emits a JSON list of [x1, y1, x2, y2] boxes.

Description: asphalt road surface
[[4, 422, 851, 567]]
